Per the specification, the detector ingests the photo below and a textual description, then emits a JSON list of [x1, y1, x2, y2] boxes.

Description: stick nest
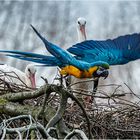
[[0, 75, 140, 139]]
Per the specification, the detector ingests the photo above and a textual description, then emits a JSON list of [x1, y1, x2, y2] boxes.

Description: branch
[[0, 84, 51, 102], [46, 86, 68, 129], [0, 101, 56, 122], [64, 90, 92, 139], [64, 129, 88, 140], [46, 86, 92, 139], [68, 78, 95, 88], [0, 115, 54, 139]]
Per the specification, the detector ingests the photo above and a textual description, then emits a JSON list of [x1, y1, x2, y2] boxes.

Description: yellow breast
[[60, 65, 98, 78], [82, 66, 98, 78], [60, 65, 82, 78]]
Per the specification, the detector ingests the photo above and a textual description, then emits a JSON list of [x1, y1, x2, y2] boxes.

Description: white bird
[[77, 17, 87, 42], [71, 17, 94, 103], [0, 64, 36, 89]]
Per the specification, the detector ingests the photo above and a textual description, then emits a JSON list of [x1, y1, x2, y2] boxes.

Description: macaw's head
[[94, 67, 109, 79], [91, 61, 109, 79]]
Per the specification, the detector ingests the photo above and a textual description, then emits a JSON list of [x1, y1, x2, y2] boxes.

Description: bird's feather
[[67, 33, 140, 65], [0, 25, 110, 79], [2, 50, 109, 70], [30, 25, 109, 70]]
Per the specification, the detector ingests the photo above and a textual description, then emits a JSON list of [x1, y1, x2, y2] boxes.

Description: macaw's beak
[[80, 25, 86, 40], [29, 73, 36, 89], [101, 70, 109, 79], [95, 68, 109, 79]]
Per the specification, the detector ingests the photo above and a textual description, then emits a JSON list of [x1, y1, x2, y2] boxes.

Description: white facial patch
[[25, 64, 36, 77], [77, 17, 86, 26]]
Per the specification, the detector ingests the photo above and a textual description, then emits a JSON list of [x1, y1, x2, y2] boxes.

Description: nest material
[[64, 83, 140, 139], [0, 70, 33, 94], [0, 74, 140, 139]]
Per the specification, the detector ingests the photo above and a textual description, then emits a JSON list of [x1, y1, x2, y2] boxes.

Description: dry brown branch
[[46, 86, 68, 129]]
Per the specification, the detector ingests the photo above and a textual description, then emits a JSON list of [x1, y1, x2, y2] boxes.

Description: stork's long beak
[[80, 25, 86, 40], [29, 73, 36, 89]]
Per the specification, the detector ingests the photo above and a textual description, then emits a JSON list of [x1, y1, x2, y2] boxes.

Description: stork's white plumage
[[0, 64, 36, 88], [77, 17, 87, 42]]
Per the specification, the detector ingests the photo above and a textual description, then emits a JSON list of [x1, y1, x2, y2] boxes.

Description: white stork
[[0, 64, 36, 89], [71, 17, 94, 104], [77, 17, 87, 42]]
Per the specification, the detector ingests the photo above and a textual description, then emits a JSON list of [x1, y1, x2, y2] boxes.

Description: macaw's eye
[[78, 21, 80, 25], [98, 67, 104, 71]]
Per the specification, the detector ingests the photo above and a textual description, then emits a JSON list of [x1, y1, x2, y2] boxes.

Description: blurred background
[[0, 0, 140, 95]]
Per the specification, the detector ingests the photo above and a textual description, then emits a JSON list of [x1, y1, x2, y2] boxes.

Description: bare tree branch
[[64, 129, 88, 140]]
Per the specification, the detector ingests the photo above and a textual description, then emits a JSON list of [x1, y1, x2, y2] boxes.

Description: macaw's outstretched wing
[[67, 33, 140, 65]]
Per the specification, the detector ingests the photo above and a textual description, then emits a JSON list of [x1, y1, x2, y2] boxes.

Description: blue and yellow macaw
[[6, 27, 140, 67], [2, 26, 140, 95], [0, 25, 109, 79], [1, 25, 140, 96]]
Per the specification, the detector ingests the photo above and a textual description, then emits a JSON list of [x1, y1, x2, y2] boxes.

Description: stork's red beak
[[80, 25, 86, 40], [29, 73, 36, 89]]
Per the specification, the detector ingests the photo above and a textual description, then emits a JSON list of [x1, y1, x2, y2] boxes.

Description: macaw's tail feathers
[[31, 25, 82, 68], [30, 24, 46, 44], [31, 25, 62, 58], [7, 54, 59, 66], [0, 50, 61, 66]]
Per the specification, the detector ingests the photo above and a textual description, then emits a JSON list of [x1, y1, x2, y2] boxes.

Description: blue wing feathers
[[68, 33, 140, 64], [31, 25, 95, 70]]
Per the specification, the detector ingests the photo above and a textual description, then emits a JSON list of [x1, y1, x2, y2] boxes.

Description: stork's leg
[[65, 75, 71, 88], [60, 74, 69, 87], [93, 79, 99, 94], [82, 79, 99, 108], [88, 78, 99, 104], [60, 74, 63, 86]]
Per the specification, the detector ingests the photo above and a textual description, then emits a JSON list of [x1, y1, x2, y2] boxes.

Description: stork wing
[[67, 33, 140, 65]]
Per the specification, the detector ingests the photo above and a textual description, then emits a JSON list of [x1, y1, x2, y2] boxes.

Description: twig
[[0, 84, 51, 102], [64, 129, 88, 140], [0, 115, 50, 139], [68, 78, 96, 88], [15, 130, 22, 140], [46, 86, 68, 129], [63, 89, 92, 139], [124, 83, 140, 100]]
